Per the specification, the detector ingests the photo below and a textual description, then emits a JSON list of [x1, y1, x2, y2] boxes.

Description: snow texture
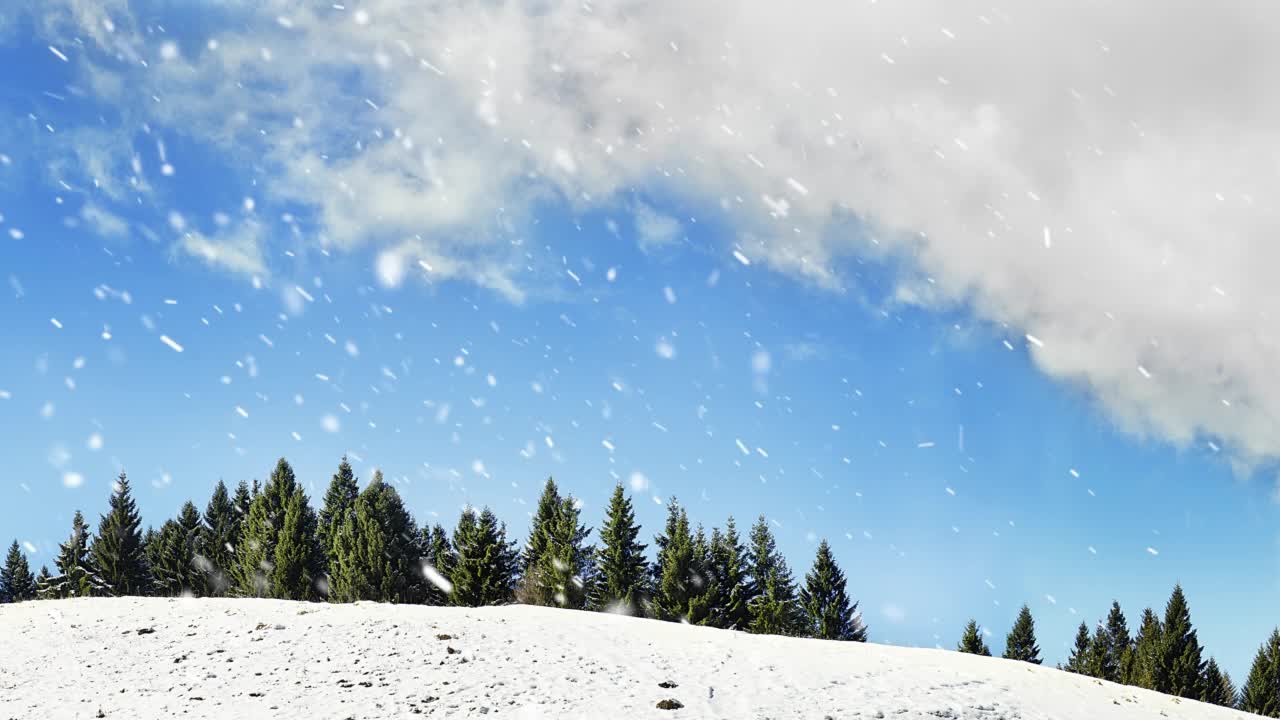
[[0, 598, 1250, 719]]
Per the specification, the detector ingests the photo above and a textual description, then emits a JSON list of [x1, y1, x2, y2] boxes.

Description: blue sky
[[3, 0, 1279, 681]]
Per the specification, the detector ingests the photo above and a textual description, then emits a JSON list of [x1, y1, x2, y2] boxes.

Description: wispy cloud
[[13, 0, 1280, 466]]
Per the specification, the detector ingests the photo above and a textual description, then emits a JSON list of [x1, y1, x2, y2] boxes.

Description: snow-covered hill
[[0, 598, 1249, 719]]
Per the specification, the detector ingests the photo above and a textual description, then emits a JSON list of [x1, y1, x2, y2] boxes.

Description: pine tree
[[317, 456, 360, 573], [957, 619, 992, 656], [591, 484, 649, 614], [48, 511, 94, 598], [704, 517, 754, 630], [420, 523, 454, 605], [685, 525, 719, 626], [523, 494, 594, 609], [198, 481, 239, 596], [152, 502, 204, 596], [799, 540, 867, 641], [652, 499, 696, 622], [236, 458, 323, 600], [1085, 622, 1116, 680], [1002, 605, 1042, 664], [746, 515, 803, 635], [1240, 628, 1280, 716], [34, 565, 52, 600], [1200, 657, 1236, 707], [1, 540, 37, 602], [1159, 584, 1205, 699], [329, 493, 386, 603], [1103, 601, 1132, 684], [448, 507, 517, 607], [89, 472, 150, 596], [232, 480, 253, 523], [363, 472, 423, 603], [1064, 622, 1091, 673], [523, 477, 561, 573], [1130, 607, 1164, 689]]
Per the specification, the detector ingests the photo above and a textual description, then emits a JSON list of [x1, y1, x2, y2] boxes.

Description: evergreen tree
[[704, 517, 754, 629], [448, 507, 517, 607], [198, 481, 239, 596], [1130, 607, 1164, 689], [232, 480, 253, 523], [152, 502, 204, 596], [1002, 605, 1042, 664], [1064, 622, 1092, 673], [329, 493, 386, 603], [523, 494, 593, 609], [317, 456, 360, 572], [1103, 601, 1133, 684], [591, 484, 649, 614], [685, 525, 719, 626], [798, 540, 867, 641], [363, 472, 424, 603], [1158, 584, 1205, 699], [652, 499, 696, 622], [1085, 622, 1117, 680], [34, 565, 52, 600], [48, 511, 94, 598], [522, 477, 561, 573], [420, 523, 454, 605], [746, 515, 803, 635], [1240, 628, 1280, 716], [957, 619, 992, 656], [89, 472, 150, 596], [1, 540, 37, 602], [1200, 657, 1236, 707], [235, 458, 323, 600]]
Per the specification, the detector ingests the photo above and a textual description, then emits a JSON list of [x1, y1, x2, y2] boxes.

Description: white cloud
[[79, 203, 128, 238], [176, 221, 267, 277], [16, 0, 1280, 466], [633, 202, 682, 252]]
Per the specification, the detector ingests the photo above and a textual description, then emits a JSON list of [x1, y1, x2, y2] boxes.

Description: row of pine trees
[[954, 588, 1280, 714], [1, 456, 1278, 715], [0, 457, 866, 643]]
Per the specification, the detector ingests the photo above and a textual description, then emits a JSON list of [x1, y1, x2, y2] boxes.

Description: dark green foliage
[[652, 498, 696, 622], [236, 458, 324, 600], [1200, 657, 1236, 707], [448, 507, 517, 607], [591, 484, 649, 614], [198, 481, 239, 596], [232, 481, 253, 521], [703, 517, 754, 630], [420, 524, 454, 605], [1130, 607, 1163, 689], [330, 471, 422, 604], [317, 457, 360, 572], [151, 502, 204, 596], [1240, 628, 1280, 716], [45, 511, 94, 598], [685, 525, 718, 626], [799, 540, 866, 641], [1103, 601, 1133, 684], [1085, 623, 1116, 680], [1, 540, 37, 602], [521, 491, 594, 609], [746, 515, 803, 636], [89, 472, 150, 596], [33, 566, 52, 599], [1064, 622, 1091, 673], [957, 619, 992, 656], [522, 477, 561, 573], [1158, 584, 1204, 699], [1002, 605, 1042, 664]]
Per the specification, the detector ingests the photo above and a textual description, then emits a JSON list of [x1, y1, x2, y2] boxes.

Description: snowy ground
[[0, 598, 1249, 719]]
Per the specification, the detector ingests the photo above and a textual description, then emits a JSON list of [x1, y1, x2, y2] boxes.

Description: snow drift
[[0, 597, 1250, 719]]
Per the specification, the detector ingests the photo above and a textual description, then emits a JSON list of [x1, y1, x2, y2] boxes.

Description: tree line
[[955, 586, 1279, 715], [0, 457, 866, 643], [1, 456, 1277, 716]]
